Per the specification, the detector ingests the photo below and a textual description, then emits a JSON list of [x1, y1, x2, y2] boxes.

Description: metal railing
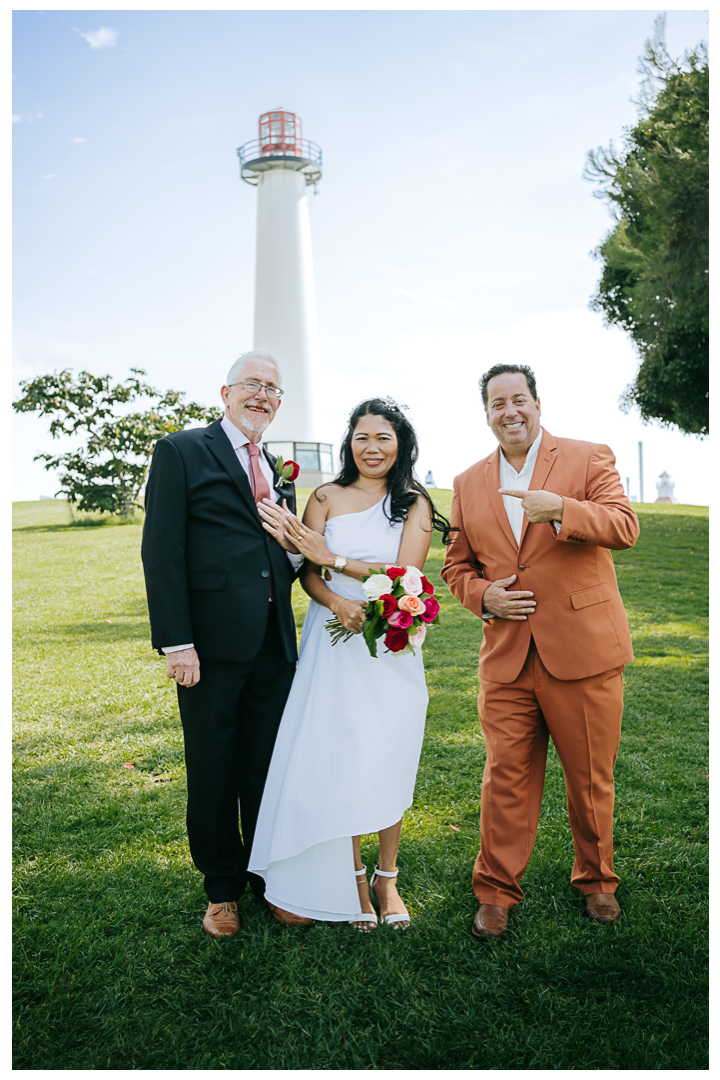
[[237, 138, 322, 169]]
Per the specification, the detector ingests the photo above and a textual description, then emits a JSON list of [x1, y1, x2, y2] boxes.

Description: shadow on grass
[[40, 618, 151, 643], [13, 834, 708, 1070], [14, 517, 144, 534]]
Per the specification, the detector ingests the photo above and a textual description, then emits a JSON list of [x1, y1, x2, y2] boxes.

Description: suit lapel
[[519, 428, 558, 548], [204, 421, 259, 519], [484, 448, 518, 552], [263, 447, 296, 512]]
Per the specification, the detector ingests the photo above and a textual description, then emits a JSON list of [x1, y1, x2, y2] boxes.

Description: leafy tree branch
[[14, 369, 220, 516], [585, 15, 708, 435]]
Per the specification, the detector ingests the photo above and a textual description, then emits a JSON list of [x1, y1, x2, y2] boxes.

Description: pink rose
[[398, 594, 426, 616], [388, 609, 413, 629], [420, 596, 440, 622], [409, 623, 427, 647], [399, 567, 424, 595]]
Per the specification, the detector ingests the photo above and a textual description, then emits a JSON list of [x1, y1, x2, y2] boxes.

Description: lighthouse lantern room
[[259, 110, 302, 156]]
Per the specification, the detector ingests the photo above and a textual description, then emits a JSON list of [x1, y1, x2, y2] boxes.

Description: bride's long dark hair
[[328, 397, 453, 544]]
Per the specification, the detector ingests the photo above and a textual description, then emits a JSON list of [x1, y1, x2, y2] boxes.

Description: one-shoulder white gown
[[248, 497, 429, 921]]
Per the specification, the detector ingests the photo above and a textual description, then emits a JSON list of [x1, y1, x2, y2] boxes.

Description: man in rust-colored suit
[[442, 364, 639, 941]]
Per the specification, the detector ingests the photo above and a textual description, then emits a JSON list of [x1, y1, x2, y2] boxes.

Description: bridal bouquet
[[325, 565, 440, 657]]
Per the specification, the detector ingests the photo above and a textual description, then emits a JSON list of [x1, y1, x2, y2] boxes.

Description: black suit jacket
[[141, 419, 299, 664]]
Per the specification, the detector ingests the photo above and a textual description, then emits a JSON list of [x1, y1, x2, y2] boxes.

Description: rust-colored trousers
[[474, 640, 623, 908]]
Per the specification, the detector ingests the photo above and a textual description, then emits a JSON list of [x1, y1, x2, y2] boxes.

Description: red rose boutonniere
[[275, 456, 300, 483]]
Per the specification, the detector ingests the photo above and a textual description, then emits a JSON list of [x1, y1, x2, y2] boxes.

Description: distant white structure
[[424, 470, 436, 488], [655, 471, 678, 504], [238, 109, 333, 486]]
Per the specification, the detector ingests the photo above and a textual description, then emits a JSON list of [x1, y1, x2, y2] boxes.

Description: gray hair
[[226, 350, 282, 387]]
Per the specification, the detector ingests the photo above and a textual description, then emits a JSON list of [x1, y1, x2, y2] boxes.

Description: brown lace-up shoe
[[265, 900, 314, 927], [203, 900, 240, 938], [585, 892, 621, 924], [470, 904, 509, 941]]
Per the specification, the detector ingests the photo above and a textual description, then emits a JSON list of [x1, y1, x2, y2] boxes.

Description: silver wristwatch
[[331, 556, 347, 574]]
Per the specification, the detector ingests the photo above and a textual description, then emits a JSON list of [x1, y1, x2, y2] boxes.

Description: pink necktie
[[246, 442, 272, 505]]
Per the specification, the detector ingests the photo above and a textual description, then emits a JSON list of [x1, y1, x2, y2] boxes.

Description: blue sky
[[13, 7, 709, 503]]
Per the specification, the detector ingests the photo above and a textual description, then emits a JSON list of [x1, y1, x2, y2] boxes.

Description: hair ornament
[[382, 396, 409, 412]]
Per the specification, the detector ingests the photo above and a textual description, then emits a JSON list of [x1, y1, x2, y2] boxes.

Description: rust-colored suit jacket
[[441, 429, 639, 683]]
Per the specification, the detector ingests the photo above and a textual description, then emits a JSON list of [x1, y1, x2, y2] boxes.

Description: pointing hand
[[499, 488, 564, 524]]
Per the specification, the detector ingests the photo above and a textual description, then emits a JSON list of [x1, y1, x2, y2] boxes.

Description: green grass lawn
[[13, 494, 708, 1069]]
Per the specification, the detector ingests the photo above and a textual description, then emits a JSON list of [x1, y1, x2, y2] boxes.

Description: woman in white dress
[[250, 398, 451, 930]]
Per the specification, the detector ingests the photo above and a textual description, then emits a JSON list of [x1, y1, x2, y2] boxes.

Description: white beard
[[239, 408, 272, 434]]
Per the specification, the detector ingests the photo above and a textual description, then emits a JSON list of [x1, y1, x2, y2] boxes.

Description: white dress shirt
[[163, 415, 303, 653], [482, 428, 559, 619], [499, 429, 544, 545]]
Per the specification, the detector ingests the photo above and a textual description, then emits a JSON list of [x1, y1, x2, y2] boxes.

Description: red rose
[[420, 596, 440, 622], [385, 566, 405, 582], [378, 594, 398, 617], [275, 456, 301, 482], [384, 627, 409, 652], [420, 575, 434, 595]]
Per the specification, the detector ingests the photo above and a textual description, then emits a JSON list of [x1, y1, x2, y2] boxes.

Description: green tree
[[586, 16, 708, 435], [13, 368, 220, 516]]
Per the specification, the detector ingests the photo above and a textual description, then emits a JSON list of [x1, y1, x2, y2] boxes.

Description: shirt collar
[[500, 428, 543, 476], [221, 413, 263, 452]]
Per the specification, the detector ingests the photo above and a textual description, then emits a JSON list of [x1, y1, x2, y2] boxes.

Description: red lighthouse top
[[237, 110, 322, 185], [259, 109, 303, 157]]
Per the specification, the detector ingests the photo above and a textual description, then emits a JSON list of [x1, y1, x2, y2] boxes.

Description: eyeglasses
[[228, 380, 284, 399]]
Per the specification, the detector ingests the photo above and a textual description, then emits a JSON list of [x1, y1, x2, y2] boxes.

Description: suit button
[[261, 570, 270, 578], [518, 565, 526, 571]]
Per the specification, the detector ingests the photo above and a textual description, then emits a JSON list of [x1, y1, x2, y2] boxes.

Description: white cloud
[[12, 110, 43, 124], [41, 174, 56, 180], [70, 136, 86, 144], [77, 27, 119, 50]]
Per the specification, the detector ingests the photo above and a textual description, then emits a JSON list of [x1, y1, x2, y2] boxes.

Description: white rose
[[362, 573, 394, 601], [400, 567, 423, 596]]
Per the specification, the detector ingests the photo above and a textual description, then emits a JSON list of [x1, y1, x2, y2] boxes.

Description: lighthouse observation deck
[[238, 109, 322, 186]]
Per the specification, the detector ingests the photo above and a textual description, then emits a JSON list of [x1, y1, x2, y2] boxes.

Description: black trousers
[[176, 604, 295, 903]]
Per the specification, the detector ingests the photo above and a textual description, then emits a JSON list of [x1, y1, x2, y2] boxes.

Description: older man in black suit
[[142, 350, 302, 938]]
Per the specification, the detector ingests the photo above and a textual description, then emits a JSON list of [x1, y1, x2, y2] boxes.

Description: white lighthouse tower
[[238, 109, 333, 486]]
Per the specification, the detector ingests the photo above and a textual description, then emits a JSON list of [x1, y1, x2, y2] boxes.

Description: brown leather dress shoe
[[585, 892, 621, 924], [471, 904, 509, 941], [203, 900, 240, 938], [265, 900, 314, 928]]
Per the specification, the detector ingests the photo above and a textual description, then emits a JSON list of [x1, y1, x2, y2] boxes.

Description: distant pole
[[626, 477, 631, 498], [638, 442, 644, 503]]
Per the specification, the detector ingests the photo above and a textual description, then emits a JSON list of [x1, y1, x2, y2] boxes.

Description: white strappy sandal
[[370, 865, 411, 929], [350, 866, 378, 932]]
